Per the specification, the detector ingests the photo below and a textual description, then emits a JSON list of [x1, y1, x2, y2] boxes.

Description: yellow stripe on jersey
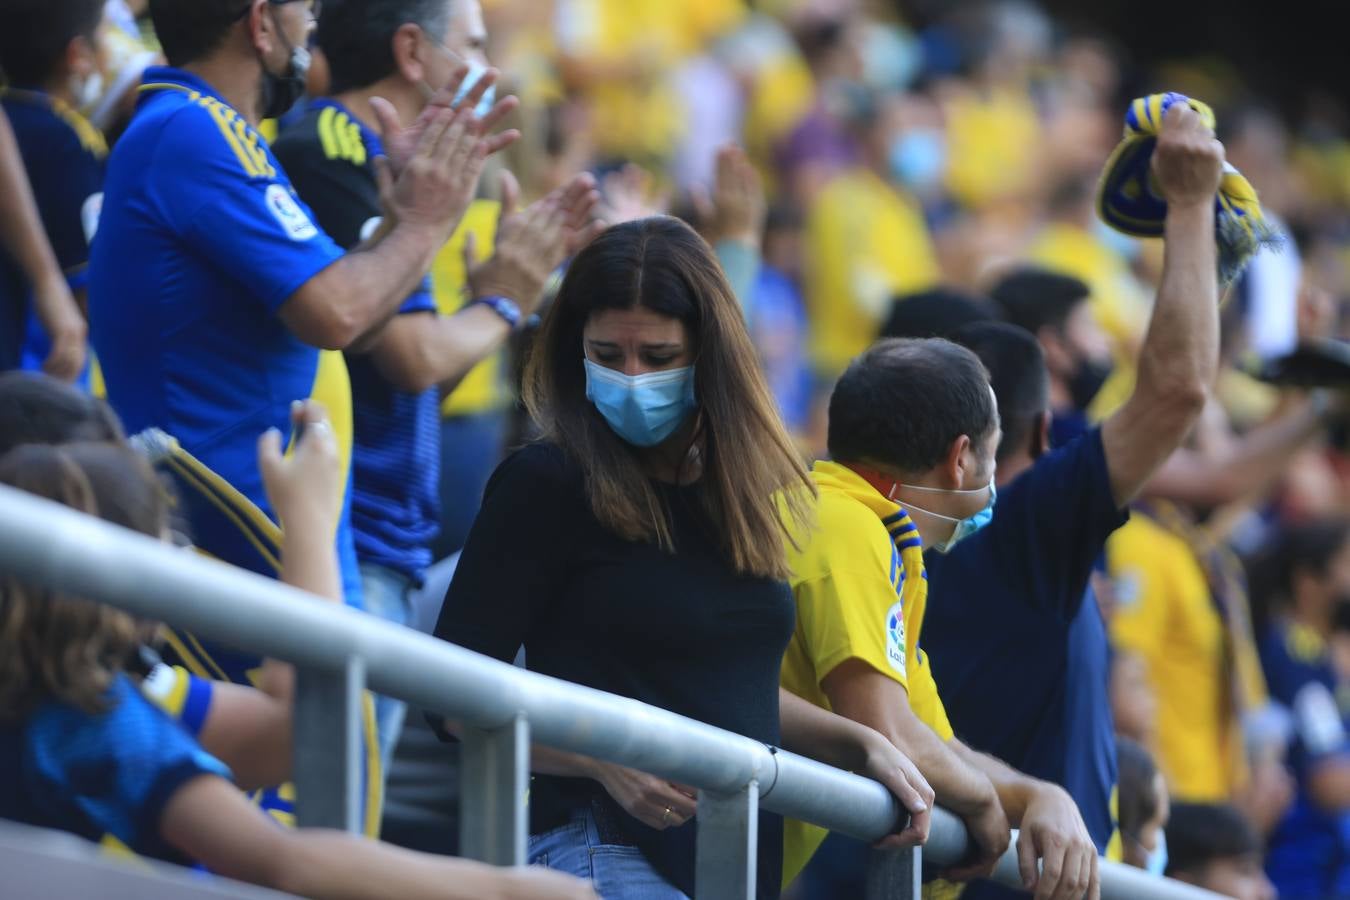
[[318, 105, 341, 160], [138, 83, 276, 179], [317, 106, 368, 166], [164, 452, 283, 572], [161, 629, 213, 680], [361, 692, 384, 836]]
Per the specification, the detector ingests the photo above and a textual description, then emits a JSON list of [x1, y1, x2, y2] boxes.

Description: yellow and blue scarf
[[1098, 92, 1280, 284]]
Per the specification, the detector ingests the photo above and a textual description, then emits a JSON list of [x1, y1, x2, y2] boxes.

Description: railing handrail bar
[[0, 484, 1224, 900]]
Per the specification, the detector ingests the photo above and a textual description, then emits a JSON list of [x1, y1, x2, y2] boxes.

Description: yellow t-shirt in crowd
[[1108, 514, 1237, 802], [803, 169, 940, 379], [943, 86, 1040, 210], [780, 461, 953, 886], [432, 199, 504, 418]]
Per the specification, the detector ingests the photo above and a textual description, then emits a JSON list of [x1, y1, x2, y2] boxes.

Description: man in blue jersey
[[273, 0, 601, 767], [89, 0, 515, 610], [0, 0, 106, 383], [917, 103, 1226, 898], [87, 0, 516, 828]]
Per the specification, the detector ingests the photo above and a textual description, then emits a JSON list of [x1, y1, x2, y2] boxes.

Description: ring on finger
[[661, 806, 673, 827]]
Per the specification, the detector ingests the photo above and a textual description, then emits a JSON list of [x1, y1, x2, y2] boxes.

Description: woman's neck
[[638, 418, 703, 485]]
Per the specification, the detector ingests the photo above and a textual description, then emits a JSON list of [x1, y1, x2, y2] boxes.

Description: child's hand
[[259, 400, 342, 533]]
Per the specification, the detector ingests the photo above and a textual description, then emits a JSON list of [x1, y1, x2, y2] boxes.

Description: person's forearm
[[436, 717, 600, 780], [375, 304, 513, 395], [296, 223, 444, 350], [274, 829, 535, 900], [952, 742, 1040, 825], [0, 111, 64, 287], [1135, 200, 1219, 411], [778, 687, 876, 771], [879, 714, 994, 816], [1144, 397, 1325, 506]]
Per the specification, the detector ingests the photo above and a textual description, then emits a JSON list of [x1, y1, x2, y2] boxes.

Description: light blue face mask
[[583, 358, 697, 448], [896, 477, 997, 553], [1144, 830, 1168, 878], [889, 128, 946, 192], [423, 40, 496, 118]]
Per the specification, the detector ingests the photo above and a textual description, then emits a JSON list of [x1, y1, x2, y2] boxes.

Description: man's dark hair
[[0, 0, 104, 86], [1165, 803, 1263, 878], [880, 286, 1001, 342], [148, 0, 254, 68], [828, 338, 996, 473], [951, 322, 1049, 462], [0, 372, 125, 455], [991, 267, 1092, 337], [319, 0, 452, 95]]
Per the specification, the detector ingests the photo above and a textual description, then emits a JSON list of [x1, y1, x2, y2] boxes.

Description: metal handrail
[[0, 484, 1223, 899]]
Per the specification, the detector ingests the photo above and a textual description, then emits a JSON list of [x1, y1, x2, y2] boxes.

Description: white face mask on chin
[[69, 71, 105, 112]]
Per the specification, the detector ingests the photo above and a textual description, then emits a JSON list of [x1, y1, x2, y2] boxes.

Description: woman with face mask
[[433, 217, 933, 900]]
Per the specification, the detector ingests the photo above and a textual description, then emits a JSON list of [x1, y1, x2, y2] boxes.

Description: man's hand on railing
[[858, 735, 934, 848], [590, 759, 698, 831], [944, 789, 1011, 882], [1016, 783, 1100, 900]]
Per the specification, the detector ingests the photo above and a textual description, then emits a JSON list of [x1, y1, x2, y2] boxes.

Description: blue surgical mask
[[423, 41, 496, 118], [889, 129, 946, 192], [584, 358, 697, 448], [897, 478, 997, 553], [1144, 831, 1168, 878]]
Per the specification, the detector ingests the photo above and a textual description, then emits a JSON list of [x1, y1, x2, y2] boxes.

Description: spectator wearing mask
[[0, 440, 597, 900], [779, 334, 1098, 900], [988, 268, 1115, 447], [273, 0, 600, 770], [435, 217, 933, 900], [1116, 738, 1169, 876], [1252, 518, 1350, 899], [910, 104, 1223, 893], [88, 0, 515, 831], [0, 0, 106, 384], [1164, 803, 1276, 900]]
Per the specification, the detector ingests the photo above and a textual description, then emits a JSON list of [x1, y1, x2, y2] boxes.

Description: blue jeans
[[359, 562, 415, 772], [529, 809, 688, 900]]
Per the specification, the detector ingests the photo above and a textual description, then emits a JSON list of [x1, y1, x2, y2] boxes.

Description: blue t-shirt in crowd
[[272, 98, 440, 584], [87, 68, 365, 617], [924, 428, 1128, 888], [0, 87, 104, 382], [1260, 620, 1350, 899], [0, 674, 230, 862], [749, 264, 811, 435]]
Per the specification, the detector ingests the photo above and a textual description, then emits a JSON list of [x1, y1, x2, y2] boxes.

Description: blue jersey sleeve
[[150, 103, 343, 314], [979, 428, 1128, 620], [24, 676, 231, 860], [1261, 628, 1349, 765]]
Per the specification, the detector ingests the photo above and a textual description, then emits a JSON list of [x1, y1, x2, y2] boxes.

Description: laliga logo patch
[[265, 183, 319, 241], [885, 601, 906, 674]]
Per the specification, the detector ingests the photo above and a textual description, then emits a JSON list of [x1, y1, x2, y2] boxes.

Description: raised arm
[[1101, 102, 1225, 508]]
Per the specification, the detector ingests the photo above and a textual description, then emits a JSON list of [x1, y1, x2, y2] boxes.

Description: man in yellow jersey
[[782, 336, 1098, 900]]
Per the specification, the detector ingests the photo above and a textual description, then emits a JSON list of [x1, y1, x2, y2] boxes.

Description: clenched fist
[[1152, 101, 1225, 209]]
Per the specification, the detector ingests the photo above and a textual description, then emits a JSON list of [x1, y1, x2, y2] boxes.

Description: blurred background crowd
[[7, 0, 1350, 898]]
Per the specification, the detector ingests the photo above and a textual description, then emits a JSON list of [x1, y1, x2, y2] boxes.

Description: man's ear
[[1031, 409, 1052, 458], [391, 23, 428, 85], [943, 433, 971, 489], [246, 0, 274, 56]]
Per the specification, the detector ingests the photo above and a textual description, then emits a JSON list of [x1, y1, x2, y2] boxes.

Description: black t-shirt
[[434, 442, 794, 898]]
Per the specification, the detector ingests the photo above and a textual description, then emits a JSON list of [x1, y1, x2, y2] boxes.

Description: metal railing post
[[460, 714, 529, 866], [866, 846, 922, 900], [293, 657, 365, 832], [695, 783, 759, 900]]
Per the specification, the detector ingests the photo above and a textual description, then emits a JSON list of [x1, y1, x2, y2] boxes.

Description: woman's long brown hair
[[0, 444, 166, 718], [524, 217, 814, 580]]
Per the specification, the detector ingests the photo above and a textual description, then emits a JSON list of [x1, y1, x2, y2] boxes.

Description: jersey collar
[[138, 66, 232, 109], [812, 460, 925, 552]]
